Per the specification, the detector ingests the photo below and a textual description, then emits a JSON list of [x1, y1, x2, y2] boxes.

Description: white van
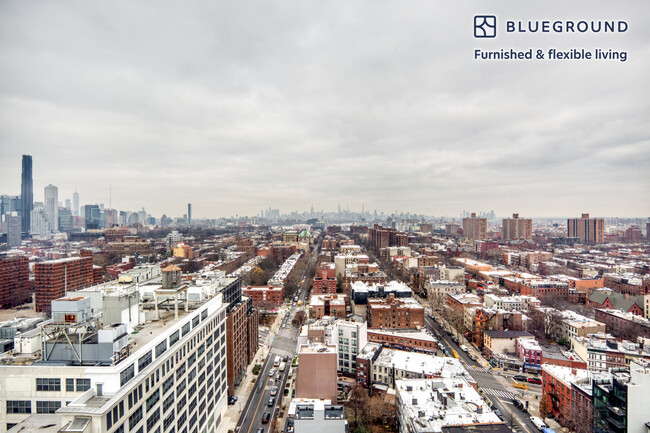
[[460, 345, 469, 352], [530, 416, 546, 431]]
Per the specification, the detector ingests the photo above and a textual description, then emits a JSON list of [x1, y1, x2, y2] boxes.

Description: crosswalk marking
[[461, 360, 491, 373], [481, 387, 516, 400]]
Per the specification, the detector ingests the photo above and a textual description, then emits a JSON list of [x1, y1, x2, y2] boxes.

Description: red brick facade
[[0, 255, 30, 308], [242, 286, 285, 308], [34, 253, 94, 313], [366, 295, 424, 329]]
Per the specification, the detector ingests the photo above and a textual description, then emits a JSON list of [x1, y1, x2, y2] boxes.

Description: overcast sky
[[1, 1, 648, 219]]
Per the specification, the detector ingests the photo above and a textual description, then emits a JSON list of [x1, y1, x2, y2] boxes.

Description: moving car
[[268, 397, 276, 407], [469, 354, 478, 361], [460, 344, 468, 352], [270, 386, 278, 396], [528, 377, 542, 384], [256, 428, 264, 433], [269, 368, 276, 377], [512, 398, 527, 412], [261, 412, 271, 424], [513, 375, 527, 382]]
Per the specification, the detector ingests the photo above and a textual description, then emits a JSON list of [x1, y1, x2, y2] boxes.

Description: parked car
[[460, 344, 469, 352], [469, 354, 478, 361], [513, 375, 528, 382], [530, 416, 547, 431], [261, 412, 271, 424], [227, 395, 237, 405], [528, 377, 542, 384], [452, 336, 459, 344]]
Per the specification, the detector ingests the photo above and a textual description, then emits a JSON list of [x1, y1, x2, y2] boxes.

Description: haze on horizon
[[1, 1, 649, 219]]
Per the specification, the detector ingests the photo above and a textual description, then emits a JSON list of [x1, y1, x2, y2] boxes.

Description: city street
[[424, 314, 541, 433]]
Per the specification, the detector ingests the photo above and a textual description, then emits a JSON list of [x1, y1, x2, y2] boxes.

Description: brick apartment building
[[309, 294, 347, 319], [0, 254, 30, 308], [603, 274, 648, 296], [226, 296, 258, 395], [502, 213, 533, 241], [366, 295, 424, 329], [313, 263, 337, 294], [462, 213, 487, 241], [594, 309, 650, 338], [369, 224, 408, 251], [242, 286, 284, 308], [34, 251, 94, 313], [567, 213, 604, 244]]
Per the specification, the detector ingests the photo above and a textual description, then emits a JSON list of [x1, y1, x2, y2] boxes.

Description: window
[[76, 379, 91, 392], [177, 410, 187, 429], [163, 394, 174, 413], [169, 331, 180, 347], [192, 316, 200, 328], [188, 367, 196, 383], [121, 364, 135, 387], [6, 401, 31, 414], [66, 378, 75, 392], [156, 341, 167, 357], [146, 389, 160, 411], [177, 396, 187, 412], [201, 309, 208, 320], [163, 376, 174, 395], [177, 378, 187, 396], [36, 378, 61, 391], [146, 407, 160, 432], [164, 411, 176, 431], [36, 401, 61, 414], [139, 351, 153, 372], [129, 406, 143, 430], [182, 322, 191, 337], [176, 361, 186, 379]]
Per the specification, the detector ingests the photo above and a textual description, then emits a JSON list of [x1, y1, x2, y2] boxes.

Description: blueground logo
[[474, 15, 497, 38]]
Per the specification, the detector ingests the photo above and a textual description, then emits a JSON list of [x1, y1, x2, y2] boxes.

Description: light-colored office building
[[0, 292, 229, 433]]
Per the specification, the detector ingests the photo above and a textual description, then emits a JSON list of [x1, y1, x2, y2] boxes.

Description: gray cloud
[[1, 0, 648, 218]]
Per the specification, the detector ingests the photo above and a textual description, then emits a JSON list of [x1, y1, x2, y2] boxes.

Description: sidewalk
[[218, 305, 287, 433]]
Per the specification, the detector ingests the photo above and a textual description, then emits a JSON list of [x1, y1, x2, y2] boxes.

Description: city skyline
[[1, 1, 649, 218]]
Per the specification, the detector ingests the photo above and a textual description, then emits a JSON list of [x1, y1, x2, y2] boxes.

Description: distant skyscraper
[[20, 155, 33, 235], [73, 190, 79, 216], [85, 204, 101, 230], [188, 203, 192, 226], [44, 184, 59, 232], [31, 206, 51, 237], [6, 212, 22, 247], [58, 208, 73, 232], [567, 213, 604, 244], [64, 198, 71, 209]]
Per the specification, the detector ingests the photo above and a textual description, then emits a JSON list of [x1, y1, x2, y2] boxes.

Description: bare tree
[[347, 384, 370, 426]]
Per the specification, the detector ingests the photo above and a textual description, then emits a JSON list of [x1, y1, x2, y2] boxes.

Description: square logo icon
[[474, 15, 496, 38]]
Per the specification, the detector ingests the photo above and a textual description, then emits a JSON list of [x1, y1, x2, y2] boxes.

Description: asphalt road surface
[[424, 314, 541, 433]]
